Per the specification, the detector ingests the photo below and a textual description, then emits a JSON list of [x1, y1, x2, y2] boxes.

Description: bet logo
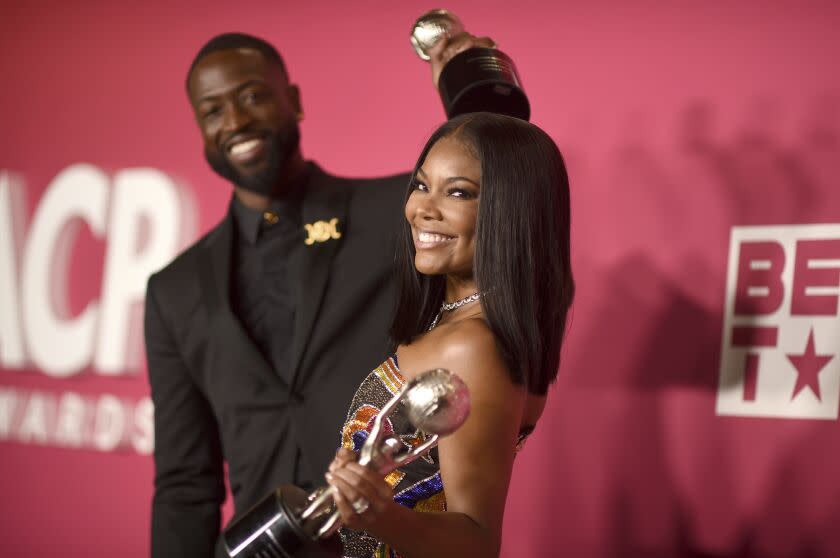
[[717, 225, 840, 420]]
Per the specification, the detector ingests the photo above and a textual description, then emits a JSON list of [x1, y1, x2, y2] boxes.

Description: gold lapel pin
[[304, 218, 342, 245]]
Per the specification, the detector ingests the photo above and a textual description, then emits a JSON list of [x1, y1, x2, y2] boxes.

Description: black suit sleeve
[[145, 274, 225, 558]]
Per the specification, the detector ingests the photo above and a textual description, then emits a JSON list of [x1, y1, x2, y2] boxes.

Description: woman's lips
[[415, 230, 455, 249]]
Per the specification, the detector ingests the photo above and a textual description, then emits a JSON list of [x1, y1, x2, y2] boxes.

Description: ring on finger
[[352, 497, 370, 514]]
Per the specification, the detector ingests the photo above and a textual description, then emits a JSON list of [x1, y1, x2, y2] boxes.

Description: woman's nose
[[415, 194, 442, 220]]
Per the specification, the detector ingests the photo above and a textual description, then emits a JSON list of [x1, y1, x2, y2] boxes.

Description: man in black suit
[[145, 32, 493, 557]]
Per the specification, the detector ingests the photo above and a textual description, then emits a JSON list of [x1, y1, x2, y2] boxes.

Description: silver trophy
[[223, 368, 471, 558], [411, 9, 530, 121]]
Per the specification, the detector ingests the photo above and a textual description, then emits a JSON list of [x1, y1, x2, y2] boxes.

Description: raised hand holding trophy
[[223, 368, 471, 558], [411, 9, 530, 121]]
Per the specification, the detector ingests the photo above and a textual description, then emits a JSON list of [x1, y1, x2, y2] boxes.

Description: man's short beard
[[205, 123, 300, 198]]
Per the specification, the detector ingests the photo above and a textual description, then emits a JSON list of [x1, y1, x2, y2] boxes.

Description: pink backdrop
[[2, 1, 840, 556]]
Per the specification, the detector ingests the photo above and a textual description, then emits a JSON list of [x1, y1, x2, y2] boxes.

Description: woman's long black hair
[[389, 112, 574, 394]]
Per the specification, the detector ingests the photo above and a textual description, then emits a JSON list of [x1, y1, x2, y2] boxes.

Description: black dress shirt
[[230, 193, 304, 379]]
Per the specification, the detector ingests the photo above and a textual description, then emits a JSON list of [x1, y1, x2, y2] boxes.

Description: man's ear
[[288, 84, 304, 121]]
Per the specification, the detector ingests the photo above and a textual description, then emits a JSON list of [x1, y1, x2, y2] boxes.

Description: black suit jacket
[[145, 163, 408, 557]]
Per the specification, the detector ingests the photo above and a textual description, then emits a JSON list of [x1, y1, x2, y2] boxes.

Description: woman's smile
[[414, 229, 457, 249]]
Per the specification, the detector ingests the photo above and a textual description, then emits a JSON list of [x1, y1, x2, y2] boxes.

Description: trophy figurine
[[410, 9, 530, 121], [223, 368, 471, 558]]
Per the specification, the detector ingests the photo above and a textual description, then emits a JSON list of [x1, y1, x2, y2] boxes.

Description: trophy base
[[438, 47, 530, 121], [223, 485, 342, 558]]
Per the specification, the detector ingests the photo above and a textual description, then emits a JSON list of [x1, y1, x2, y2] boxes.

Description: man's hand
[[428, 32, 497, 89]]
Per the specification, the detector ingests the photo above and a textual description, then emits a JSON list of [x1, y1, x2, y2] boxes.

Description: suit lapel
[[288, 171, 351, 390], [199, 212, 284, 390]]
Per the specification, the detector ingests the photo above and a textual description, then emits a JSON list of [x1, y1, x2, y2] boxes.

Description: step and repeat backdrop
[[2, 1, 839, 556]]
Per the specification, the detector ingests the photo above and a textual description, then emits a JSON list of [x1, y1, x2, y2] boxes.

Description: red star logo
[[786, 329, 834, 401]]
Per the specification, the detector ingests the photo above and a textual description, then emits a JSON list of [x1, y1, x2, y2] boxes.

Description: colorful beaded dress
[[337, 356, 532, 558], [338, 356, 441, 558]]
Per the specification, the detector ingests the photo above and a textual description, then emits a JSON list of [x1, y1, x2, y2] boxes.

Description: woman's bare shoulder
[[400, 318, 518, 398], [436, 318, 498, 360]]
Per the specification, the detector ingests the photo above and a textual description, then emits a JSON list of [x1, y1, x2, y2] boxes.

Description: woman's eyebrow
[[415, 168, 479, 186], [445, 176, 479, 187]]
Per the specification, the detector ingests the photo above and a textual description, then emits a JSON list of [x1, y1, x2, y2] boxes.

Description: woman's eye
[[412, 181, 428, 192], [450, 188, 475, 199]]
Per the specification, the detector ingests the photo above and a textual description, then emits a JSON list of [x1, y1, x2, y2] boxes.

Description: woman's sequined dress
[[337, 356, 532, 558], [338, 356, 444, 558]]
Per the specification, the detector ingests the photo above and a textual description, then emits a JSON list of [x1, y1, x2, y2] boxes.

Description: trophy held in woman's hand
[[223, 369, 471, 558], [411, 9, 530, 121]]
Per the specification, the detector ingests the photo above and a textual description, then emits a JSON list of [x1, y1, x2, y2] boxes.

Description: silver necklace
[[428, 292, 482, 331]]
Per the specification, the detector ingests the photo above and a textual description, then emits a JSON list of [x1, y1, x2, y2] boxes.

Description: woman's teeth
[[418, 232, 453, 243]]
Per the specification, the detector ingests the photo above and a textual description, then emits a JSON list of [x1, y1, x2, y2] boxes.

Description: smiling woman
[[326, 112, 574, 558], [405, 135, 481, 279]]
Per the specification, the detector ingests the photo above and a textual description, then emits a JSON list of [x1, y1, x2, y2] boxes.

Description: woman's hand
[[326, 448, 396, 531], [429, 32, 497, 89]]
